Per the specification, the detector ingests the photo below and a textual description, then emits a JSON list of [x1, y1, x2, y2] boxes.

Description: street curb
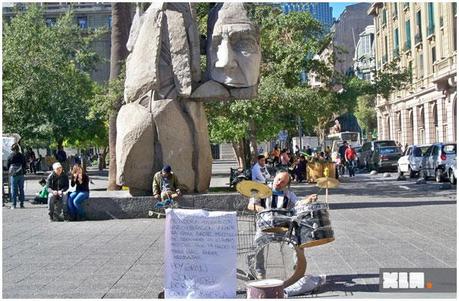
[[84, 193, 248, 220]]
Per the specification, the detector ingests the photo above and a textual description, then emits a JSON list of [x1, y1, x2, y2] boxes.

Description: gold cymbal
[[316, 177, 340, 189], [236, 180, 272, 199]]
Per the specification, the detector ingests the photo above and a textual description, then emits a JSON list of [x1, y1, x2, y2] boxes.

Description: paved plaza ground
[[2, 161, 457, 298]]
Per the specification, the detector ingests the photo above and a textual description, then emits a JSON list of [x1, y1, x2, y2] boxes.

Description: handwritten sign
[[164, 209, 237, 299]]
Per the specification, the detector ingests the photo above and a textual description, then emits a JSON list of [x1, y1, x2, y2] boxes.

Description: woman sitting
[[67, 164, 90, 221]]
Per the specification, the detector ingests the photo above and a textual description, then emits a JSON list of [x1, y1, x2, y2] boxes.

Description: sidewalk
[[3, 165, 457, 298]]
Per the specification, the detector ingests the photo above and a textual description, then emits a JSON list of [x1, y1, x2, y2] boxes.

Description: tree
[[3, 5, 103, 149], [107, 3, 133, 190], [354, 95, 377, 140]]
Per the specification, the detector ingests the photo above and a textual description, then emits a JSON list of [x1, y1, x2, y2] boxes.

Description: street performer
[[247, 171, 317, 279]]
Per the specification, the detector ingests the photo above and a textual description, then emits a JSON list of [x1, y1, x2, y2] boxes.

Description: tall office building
[[3, 2, 113, 83], [280, 2, 334, 31]]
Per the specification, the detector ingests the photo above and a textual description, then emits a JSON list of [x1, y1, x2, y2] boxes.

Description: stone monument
[[116, 2, 261, 195]]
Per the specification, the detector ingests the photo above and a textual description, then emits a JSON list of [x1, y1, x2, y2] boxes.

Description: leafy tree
[[354, 95, 377, 140], [3, 5, 104, 148]]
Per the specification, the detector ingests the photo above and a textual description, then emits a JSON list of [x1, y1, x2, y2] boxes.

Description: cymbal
[[316, 177, 340, 189], [236, 180, 272, 199]]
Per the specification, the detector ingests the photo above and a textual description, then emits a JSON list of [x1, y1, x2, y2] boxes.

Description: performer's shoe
[[256, 272, 266, 280]]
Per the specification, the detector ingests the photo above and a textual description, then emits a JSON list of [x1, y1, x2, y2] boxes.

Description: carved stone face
[[207, 3, 261, 88]]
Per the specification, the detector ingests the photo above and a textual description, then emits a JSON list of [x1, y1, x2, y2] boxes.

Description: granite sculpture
[[116, 2, 261, 195]]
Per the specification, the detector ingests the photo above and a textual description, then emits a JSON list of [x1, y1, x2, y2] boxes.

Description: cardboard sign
[[164, 209, 237, 299]]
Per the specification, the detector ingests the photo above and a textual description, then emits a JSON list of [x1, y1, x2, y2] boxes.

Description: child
[[32, 178, 48, 204]]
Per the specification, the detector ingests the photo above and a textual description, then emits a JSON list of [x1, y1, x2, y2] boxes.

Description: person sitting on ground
[[47, 162, 69, 221], [247, 171, 318, 279], [32, 178, 48, 204], [67, 164, 90, 221], [251, 155, 271, 184], [152, 165, 182, 202]]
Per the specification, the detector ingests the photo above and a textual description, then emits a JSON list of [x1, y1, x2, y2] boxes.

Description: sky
[[330, 2, 356, 19]]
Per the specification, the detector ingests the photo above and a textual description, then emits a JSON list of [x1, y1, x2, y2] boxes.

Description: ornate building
[[369, 2, 457, 144], [354, 25, 376, 81]]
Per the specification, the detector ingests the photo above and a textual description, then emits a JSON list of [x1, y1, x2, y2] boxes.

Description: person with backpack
[[7, 143, 27, 209]]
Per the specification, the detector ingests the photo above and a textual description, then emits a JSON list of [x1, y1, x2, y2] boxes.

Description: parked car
[[421, 143, 457, 182], [397, 144, 431, 178], [359, 140, 397, 170], [446, 156, 457, 184], [369, 146, 403, 172]]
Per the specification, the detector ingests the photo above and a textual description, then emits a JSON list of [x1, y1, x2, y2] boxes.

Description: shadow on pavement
[[329, 200, 456, 210]]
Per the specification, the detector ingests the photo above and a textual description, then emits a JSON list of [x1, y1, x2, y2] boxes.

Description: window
[[454, 3, 457, 50], [443, 144, 457, 154], [431, 46, 436, 64], [45, 17, 56, 27], [77, 16, 88, 29], [382, 9, 387, 26], [108, 16, 112, 28], [394, 28, 400, 57], [427, 3, 435, 35], [419, 53, 424, 77], [393, 2, 398, 18], [384, 36, 388, 63], [419, 106, 425, 128], [416, 10, 422, 40], [405, 20, 411, 50]]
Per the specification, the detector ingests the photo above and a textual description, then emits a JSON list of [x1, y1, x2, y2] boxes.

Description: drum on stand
[[246, 279, 284, 299], [256, 209, 292, 233], [292, 202, 334, 248]]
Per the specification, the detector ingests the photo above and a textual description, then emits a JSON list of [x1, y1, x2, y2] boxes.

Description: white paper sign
[[164, 209, 237, 299]]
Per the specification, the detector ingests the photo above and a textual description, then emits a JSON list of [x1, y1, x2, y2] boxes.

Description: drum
[[293, 202, 334, 248], [256, 209, 292, 233], [246, 279, 284, 299]]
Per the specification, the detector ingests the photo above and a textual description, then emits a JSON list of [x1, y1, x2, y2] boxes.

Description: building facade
[[332, 3, 373, 75], [3, 2, 112, 83], [280, 2, 334, 31], [369, 2, 457, 145], [354, 25, 376, 81]]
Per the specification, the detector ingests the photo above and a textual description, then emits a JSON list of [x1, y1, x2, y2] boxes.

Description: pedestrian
[[7, 143, 27, 209], [271, 145, 280, 165], [54, 145, 67, 172], [152, 165, 182, 202], [67, 164, 90, 221], [305, 145, 312, 156], [294, 155, 307, 183], [251, 155, 271, 184], [280, 149, 290, 168], [294, 145, 300, 157], [25, 147, 37, 174], [47, 162, 69, 221], [345, 145, 357, 177]]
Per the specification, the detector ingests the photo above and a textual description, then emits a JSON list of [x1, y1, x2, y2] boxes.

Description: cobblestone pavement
[[3, 165, 456, 298]]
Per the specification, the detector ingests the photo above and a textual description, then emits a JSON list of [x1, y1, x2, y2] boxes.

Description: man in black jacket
[[7, 143, 27, 209], [47, 162, 69, 221]]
